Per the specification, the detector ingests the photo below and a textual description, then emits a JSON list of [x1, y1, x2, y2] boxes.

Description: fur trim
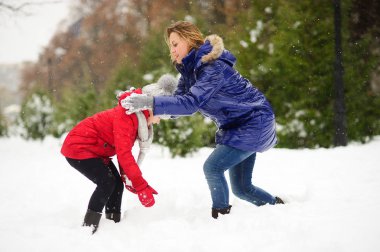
[[201, 34, 224, 63]]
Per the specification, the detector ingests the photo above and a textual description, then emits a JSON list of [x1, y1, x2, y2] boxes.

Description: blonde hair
[[165, 21, 204, 52]]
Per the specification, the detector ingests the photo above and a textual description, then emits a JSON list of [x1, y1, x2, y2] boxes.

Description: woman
[[61, 88, 161, 234], [122, 21, 284, 219]]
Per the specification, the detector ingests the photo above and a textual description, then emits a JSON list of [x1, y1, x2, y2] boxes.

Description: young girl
[[61, 74, 176, 233], [122, 21, 284, 219]]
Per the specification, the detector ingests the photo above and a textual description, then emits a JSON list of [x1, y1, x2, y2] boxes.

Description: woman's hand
[[121, 94, 153, 114]]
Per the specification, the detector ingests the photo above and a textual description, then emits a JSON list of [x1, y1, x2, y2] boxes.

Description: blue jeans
[[203, 145, 276, 209]]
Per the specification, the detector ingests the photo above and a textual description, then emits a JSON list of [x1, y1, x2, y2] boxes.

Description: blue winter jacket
[[154, 34, 277, 152]]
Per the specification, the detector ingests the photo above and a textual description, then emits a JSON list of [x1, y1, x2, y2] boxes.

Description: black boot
[[212, 205, 232, 219], [83, 209, 102, 234], [275, 196, 284, 204], [105, 212, 121, 223]]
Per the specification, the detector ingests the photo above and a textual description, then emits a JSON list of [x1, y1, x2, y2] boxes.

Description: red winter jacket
[[61, 89, 150, 191]]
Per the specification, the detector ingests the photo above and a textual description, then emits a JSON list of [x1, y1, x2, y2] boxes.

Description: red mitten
[[137, 185, 158, 207]]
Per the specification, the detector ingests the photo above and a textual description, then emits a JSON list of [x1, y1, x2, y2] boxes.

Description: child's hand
[[137, 185, 158, 207]]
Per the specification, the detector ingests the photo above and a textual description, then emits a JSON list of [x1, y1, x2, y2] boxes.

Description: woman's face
[[169, 32, 190, 64]]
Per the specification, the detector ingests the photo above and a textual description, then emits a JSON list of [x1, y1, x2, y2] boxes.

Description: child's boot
[[105, 212, 121, 223], [83, 209, 102, 234]]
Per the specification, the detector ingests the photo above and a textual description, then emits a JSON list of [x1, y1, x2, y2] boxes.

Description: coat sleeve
[[173, 75, 186, 95], [153, 62, 225, 116], [113, 113, 147, 191]]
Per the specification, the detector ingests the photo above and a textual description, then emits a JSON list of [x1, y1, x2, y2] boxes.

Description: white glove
[[121, 94, 153, 114]]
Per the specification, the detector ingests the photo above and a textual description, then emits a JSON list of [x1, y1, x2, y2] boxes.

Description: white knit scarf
[[135, 111, 153, 166]]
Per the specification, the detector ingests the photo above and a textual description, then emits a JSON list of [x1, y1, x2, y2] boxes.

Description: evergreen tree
[[51, 83, 100, 137], [0, 111, 8, 137], [155, 114, 216, 157], [19, 91, 54, 140], [226, 0, 380, 148]]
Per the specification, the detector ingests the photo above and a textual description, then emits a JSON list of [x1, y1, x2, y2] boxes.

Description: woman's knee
[[203, 160, 221, 178], [231, 186, 245, 199], [231, 185, 252, 200]]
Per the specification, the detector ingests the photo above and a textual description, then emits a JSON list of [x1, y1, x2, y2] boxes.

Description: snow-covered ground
[[1, 136, 380, 252]]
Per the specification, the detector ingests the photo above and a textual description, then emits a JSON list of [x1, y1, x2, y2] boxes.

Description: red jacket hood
[[118, 88, 139, 104], [118, 88, 150, 118]]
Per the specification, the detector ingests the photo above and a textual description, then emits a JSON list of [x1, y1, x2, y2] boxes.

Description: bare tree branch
[[0, 1, 62, 13]]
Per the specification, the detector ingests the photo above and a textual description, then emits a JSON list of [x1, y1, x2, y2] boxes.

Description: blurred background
[[0, 0, 379, 156]]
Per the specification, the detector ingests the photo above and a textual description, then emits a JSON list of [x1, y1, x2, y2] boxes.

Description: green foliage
[[343, 32, 380, 141], [267, 1, 336, 148], [154, 114, 216, 157], [19, 91, 53, 140], [51, 83, 101, 138], [225, 0, 379, 148], [138, 29, 174, 77], [0, 111, 8, 137], [101, 28, 175, 109]]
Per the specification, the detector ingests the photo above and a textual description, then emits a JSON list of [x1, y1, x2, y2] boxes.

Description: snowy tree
[[19, 92, 53, 140], [0, 111, 7, 137]]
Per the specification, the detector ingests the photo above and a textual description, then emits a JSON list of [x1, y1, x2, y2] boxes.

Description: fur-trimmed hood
[[201, 34, 225, 63], [188, 34, 236, 70], [176, 34, 236, 75]]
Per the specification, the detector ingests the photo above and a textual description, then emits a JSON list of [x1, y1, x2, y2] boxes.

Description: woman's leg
[[229, 153, 276, 206], [203, 145, 254, 209], [66, 157, 118, 213]]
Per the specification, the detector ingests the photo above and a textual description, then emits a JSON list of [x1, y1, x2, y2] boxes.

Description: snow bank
[[1, 137, 380, 252]]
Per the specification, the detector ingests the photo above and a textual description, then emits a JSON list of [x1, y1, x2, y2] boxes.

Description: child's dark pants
[[66, 157, 124, 214]]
